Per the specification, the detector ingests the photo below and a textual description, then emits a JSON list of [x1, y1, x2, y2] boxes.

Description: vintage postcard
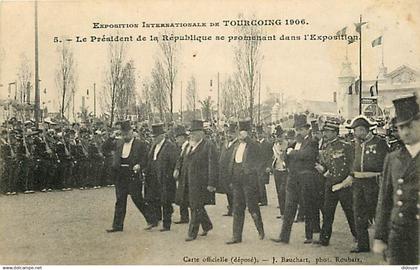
[[0, 0, 419, 267]]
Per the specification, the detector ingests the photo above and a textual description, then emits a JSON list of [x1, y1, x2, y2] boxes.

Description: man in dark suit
[[256, 124, 273, 206], [145, 123, 178, 232], [173, 125, 190, 224], [183, 120, 218, 241], [226, 119, 265, 244], [106, 120, 156, 233], [217, 123, 238, 216], [373, 94, 420, 265], [271, 114, 320, 244]]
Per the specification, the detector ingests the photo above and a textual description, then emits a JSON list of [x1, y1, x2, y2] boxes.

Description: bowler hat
[[190, 120, 204, 132], [119, 120, 131, 132], [228, 122, 237, 134], [392, 94, 419, 126]]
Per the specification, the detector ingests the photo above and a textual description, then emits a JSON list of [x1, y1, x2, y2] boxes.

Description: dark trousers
[[226, 192, 234, 214], [257, 172, 268, 205], [149, 201, 173, 229], [4, 160, 17, 193], [388, 224, 418, 265], [56, 160, 72, 189], [231, 167, 264, 241], [188, 207, 213, 238], [179, 204, 189, 222], [112, 167, 154, 230], [102, 156, 114, 185], [279, 171, 319, 242], [352, 178, 379, 250], [319, 185, 356, 244], [273, 170, 287, 215]]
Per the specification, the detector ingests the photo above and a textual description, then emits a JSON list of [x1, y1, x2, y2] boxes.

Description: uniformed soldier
[[347, 115, 389, 253], [373, 94, 420, 265], [226, 119, 264, 244], [88, 130, 105, 188], [55, 130, 73, 191], [101, 128, 116, 187], [314, 120, 357, 246], [1, 129, 17, 195]]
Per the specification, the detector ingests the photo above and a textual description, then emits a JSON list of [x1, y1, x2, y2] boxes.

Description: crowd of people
[[0, 94, 418, 265]]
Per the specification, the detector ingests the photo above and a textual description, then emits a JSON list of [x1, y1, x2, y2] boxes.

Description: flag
[[336, 27, 347, 36], [375, 80, 378, 95], [371, 36, 382, 47], [354, 22, 367, 33]]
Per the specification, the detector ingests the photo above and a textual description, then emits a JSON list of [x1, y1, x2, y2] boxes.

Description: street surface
[[0, 177, 385, 265]]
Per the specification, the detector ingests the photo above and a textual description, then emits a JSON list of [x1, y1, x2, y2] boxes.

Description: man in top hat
[[226, 119, 265, 244], [173, 125, 190, 224], [101, 128, 117, 187], [106, 120, 156, 233], [313, 120, 357, 246], [144, 123, 178, 232], [373, 94, 420, 265], [217, 122, 239, 217], [183, 120, 218, 241], [256, 124, 272, 206], [272, 125, 288, 219], [271, 114, 320, 244], [346, 114, 389, 253]]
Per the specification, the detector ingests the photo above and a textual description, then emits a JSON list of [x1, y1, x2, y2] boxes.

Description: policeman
[[347, 115, 389, 253], [314, 120, 357, 246], [373, 94, 420, 265], [226, 119, 264, 244]]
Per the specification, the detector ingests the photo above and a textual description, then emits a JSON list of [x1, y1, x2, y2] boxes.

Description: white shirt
[[121, 138, 134, 158], [235, 142, 247, 163], [406, 141, 420, 158], [153, 138, 166, 160]]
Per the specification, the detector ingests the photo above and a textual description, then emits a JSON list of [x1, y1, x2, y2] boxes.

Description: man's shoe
[[200, 229, 212, 236], [312, 240, 329, 246], [304, 239, 313, 244], [144, 223, 158, 231], [270, 238, 286, 243], [106, 228, 123, 233], [222, 212, 233, 217], [185, 236, 196, 242], [259, 233, 265, 240], [159, 227, 170, 232], [226, 239, 242, 245], [276, 215, 282, 219], [350, 247, 370, 253], [174, 220, 189, 224]]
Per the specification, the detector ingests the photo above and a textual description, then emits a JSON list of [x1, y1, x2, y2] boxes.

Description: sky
[[0, 0, 419, 116]]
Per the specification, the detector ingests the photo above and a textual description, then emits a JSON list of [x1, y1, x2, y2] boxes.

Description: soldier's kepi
[[373, 93, 420, 265], [347, 115, 389, 253]]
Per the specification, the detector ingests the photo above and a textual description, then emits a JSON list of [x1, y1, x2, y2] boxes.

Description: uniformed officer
[[314, 120, 357, 246], [226, 119, 264, 244], [373, 94, 420, 265], [347, 115, 389, 253]]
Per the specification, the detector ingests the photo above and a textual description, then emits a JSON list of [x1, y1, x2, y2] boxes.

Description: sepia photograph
[[0, 0, 419, 267]]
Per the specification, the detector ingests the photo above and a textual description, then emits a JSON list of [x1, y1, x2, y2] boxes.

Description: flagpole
[[34, 0, 40, 128], [381, 35, 384, 67], [358, 14, 363, 115]]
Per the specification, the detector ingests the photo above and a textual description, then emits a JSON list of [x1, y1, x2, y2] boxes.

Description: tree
[[200, 96, 214, 122], [17, 54, 32, 104], [103, 42, 126, 127], [186, 75, 197, 119], [158, 37, 178, 121], [115, 60, 136, 120], [221, 74, 248, 120], [233, 14, 263, 124], [150, 60, 168, 122], [56, 41, 77, 119]]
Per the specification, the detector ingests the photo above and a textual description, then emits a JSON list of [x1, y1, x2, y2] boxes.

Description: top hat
[[293, 114, 309, 129], [322, 120, 340, 132], [190, 120, 204, 132], [151, 123, 165, 136], [347, 115, 375, 129], [119, 120, 131, 132], [310, 120, 319, 132], [256, 124, 264, 134], [238, 119, 252, 132], [285, 129, 296, 139], [392, 94, 419, 126], [228, 122, 237, 134], [173, 125, 187, 137]]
